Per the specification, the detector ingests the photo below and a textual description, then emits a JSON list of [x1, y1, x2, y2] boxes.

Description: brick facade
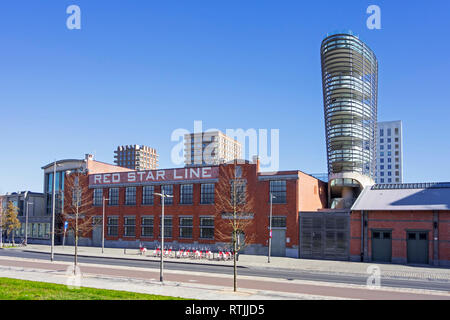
[[65, 161, 327, 257], [351, 210, 450, 266]]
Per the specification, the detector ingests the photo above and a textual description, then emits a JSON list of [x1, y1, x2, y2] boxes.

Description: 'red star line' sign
[[89, 166, 219, 186]]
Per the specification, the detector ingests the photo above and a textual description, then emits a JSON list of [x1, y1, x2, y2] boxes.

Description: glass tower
[[321, 33, 378, 209]]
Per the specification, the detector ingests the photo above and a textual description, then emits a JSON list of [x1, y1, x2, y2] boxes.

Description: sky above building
[[1, 0, 449, 193]]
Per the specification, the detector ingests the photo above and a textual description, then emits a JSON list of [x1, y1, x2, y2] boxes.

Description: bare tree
[[63, 169, 99, 272], [214, 162, 255, 292]]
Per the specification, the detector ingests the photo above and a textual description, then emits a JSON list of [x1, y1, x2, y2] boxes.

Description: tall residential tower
[[321, 33, 378, 209], [375, 120, 403, 184]]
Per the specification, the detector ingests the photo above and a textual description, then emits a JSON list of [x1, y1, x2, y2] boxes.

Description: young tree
[[63, 169, 99, 273], [1, 201, 21, 245], [214, 162, 256, 292]]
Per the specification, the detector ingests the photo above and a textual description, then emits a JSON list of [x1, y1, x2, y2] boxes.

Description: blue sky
[[1, 0, 449, 193]]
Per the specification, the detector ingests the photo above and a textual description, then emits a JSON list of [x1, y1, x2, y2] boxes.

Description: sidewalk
[[9, 244, 450, 282]]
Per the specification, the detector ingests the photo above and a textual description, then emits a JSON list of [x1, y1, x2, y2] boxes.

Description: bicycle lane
[[0, 257, 449, 300]]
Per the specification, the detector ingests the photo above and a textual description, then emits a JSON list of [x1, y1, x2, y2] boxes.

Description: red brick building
[[351, 183, 450, 266], [70, 159, 327, 258]]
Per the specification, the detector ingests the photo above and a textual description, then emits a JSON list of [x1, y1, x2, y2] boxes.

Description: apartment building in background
[[184, 131, 242, 167], [114, 145, 158, 170], [375, 121, 403, 184]]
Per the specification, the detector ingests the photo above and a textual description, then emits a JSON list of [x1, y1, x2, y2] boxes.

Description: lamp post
[[102, 196, 109, 254], [268, 193, 276, 263], [51, 160, 57, 261], [25, 201, 33, 246], [154, 191, 173, 283]]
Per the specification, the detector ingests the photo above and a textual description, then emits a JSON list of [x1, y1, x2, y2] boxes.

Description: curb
[[17, 248, 247, 269]]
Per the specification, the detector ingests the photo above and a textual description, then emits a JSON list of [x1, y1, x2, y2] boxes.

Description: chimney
[[252, 155, 260, 173], [85, 154, 94, 161]]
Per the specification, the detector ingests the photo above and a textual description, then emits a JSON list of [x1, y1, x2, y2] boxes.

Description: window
[[380, 138, 384, 143], [159, 216, 172, 238], [380, 178, 384, 183], [380, 129, 384, 137], [235, 166, 242, 178], [395, 128, 399, 135], [142, 186, 154, 205], [109, 188, 119, 206], [387, 165, 391, 170], [141, 216, 154, 237], [388, 172, 392, 176], [270, 180, 287, 204], [201, 184, 215, 204], [387, 138, 391, 143], [380, 145, 384, 150], [231, 179, 246, 205], [388, 178, 392, 183], [160, 185, 173, 205], [124, 216, 135, 237], [125, 187, 136, 205], [180, 184, 193, 204], [200, 217, 214, 239], [380, 165, 384, 170], [380, 172, 384, 176], [271, 216, 286, 228], [387, 144, 391, 150], [380, 158, 384, 163], [387, 128, 391, 136], [179, 217, 193, 239], [93, 188, 103, 206], [380, 152, 384, 157], [107, 217, 119, 236]]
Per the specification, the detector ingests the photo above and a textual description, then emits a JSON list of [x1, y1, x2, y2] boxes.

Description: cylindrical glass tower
[[321, 33, 378, 209]]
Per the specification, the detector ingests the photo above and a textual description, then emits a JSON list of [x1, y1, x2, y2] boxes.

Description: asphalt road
[[1, 249, 449, 293]]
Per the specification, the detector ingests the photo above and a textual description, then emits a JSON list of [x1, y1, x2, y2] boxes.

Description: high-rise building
[[184, 131, 242, 167], [375, 120, 403, 184], [114, 145, 158, 170], [321, 32, 378, 209]]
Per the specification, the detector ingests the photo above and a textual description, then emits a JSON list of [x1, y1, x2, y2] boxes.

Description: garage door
[[372, 230, 392, 262], [299, 211, 350, 260], [407, 231, 429, 264]]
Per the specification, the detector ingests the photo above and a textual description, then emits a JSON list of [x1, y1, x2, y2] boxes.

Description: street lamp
[[51, 160, 62, 262], [25, 200, 33, 246], [102, 196, 109, 254], [268, 193, 276, 263], [154, 191, 173, 283]]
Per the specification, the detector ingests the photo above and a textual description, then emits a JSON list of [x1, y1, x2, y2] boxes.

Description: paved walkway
[[10, 244, 450, 282], [0, 256, 449, 300]]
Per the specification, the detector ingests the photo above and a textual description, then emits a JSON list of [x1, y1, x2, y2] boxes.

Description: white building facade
[[376, 121, 403, 184], [184, 131, 242, 167]]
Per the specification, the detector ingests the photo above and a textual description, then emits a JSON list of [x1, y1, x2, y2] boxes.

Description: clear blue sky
[[1, 0, 449, 193]]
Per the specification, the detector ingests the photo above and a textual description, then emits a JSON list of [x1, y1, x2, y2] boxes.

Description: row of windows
[[378, 178, 401, 183], [380, 137, 400, 144], [379, 144, 400, 150], [93, 184, 216, 206], [106, 216, 215, 239], [379, 128, 399, 137], [14, 223, 51, 239], [93, 180, 288, 206]]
